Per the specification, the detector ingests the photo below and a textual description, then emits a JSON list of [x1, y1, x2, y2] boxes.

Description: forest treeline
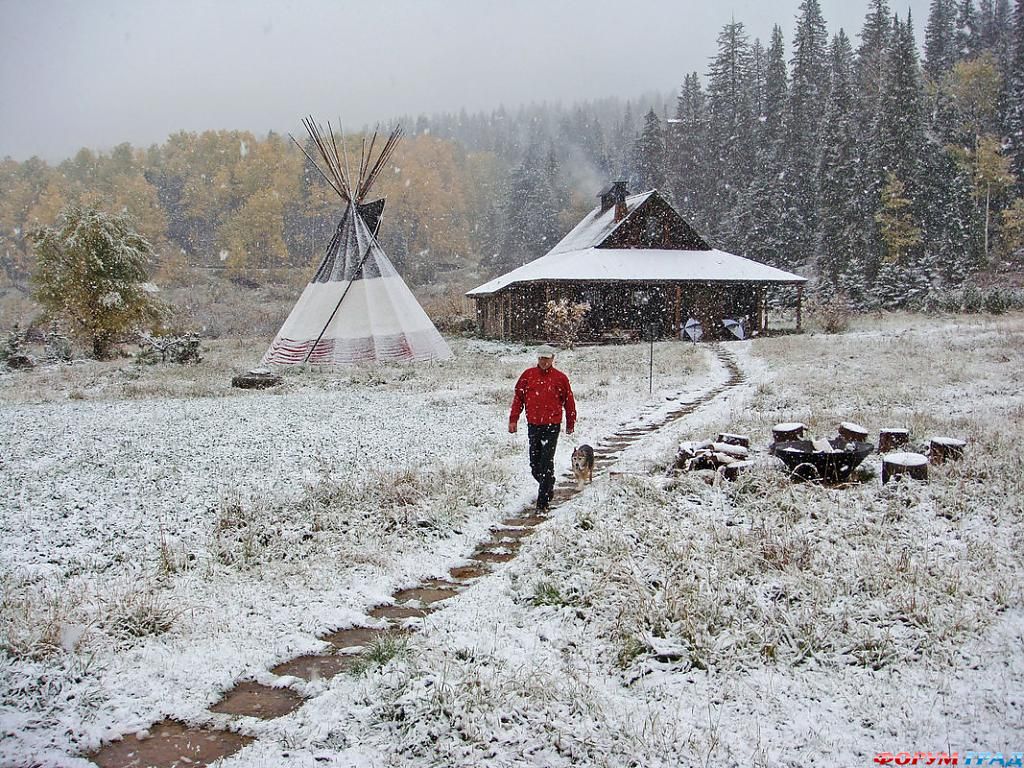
[[1, 0, 1023, 310]]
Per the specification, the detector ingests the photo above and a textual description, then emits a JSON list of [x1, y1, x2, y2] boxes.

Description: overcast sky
[[0, 0, 931, 163]]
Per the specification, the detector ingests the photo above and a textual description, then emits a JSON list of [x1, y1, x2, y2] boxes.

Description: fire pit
[[771, 438, 874, 483]]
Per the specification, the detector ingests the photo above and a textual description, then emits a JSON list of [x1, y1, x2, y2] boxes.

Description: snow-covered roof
[[467, 247, 806, 296], [547, 190, 656, 255], [467, 188, 805, 296]]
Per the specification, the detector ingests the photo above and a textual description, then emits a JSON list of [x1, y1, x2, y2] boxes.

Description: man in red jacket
[[509, 344, 577, 511]]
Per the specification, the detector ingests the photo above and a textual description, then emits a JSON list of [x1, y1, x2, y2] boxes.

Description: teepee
[[262, 118, 451, 367]]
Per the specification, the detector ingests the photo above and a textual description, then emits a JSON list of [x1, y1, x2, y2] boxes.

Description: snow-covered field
[[3, 315, 1023, 767]]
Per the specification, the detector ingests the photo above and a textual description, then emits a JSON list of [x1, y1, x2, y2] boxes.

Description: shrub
[[30, 206, 167, 359], [135, 332, 203, 365], [807, 293, 852, 334]]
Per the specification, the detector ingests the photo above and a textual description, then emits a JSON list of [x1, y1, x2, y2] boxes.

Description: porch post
[[674, 284, 681, 338]]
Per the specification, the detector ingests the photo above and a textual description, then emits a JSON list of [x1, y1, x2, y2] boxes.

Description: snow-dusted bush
[[135, 332, 202, 365]]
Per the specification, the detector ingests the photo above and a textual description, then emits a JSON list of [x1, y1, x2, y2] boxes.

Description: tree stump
[[231, 370, 283, 390], [837, 421, 869, 443], [716, 432, 750, 448], [772, 422, 806, 443], [878, 428, 910, 453], [881, 452, 929, 484], [929, 436, 966, 464]]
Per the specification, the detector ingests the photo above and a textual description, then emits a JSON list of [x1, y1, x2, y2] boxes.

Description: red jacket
[[510, 365, 576, 431]]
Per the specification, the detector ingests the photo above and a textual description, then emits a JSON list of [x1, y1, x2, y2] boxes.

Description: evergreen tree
[[786, 0, 830, 266], [925, 0, 959, 81], [763, 26, 790, 148], [731, 26, 794, 270], [1009, 0, 1024, 190], [816, 31, 861, 288], [921, 145, 981, 284], [705, 19, 756, 244], [667, 73, 711, 230], [632, 109, 666, 192], [956, 0, 980, 60], [877, 15, 928, 190]]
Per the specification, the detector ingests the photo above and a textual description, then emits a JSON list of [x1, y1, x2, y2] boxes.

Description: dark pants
[[528, 423, 560, 508]]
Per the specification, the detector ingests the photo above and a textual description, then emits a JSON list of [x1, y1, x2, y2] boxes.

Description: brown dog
[[571, 444, 595, 490]]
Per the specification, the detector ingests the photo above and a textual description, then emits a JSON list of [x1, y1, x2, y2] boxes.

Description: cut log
[[878, 428, 910, 453], [929, 436, 966, 464], [710, 442, 749, 459], [772, 422, 807, 443], [881, 452, 929, 484], [716, 432, 750, 448], [837, 421, 869, 443]]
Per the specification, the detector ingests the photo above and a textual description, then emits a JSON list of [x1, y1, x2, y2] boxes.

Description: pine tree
[[1009, 0, 1024, 190], [786, 0, 830, 267], [956, 0, 980, 60], [706, 19, 756, 244], [632, 109, 666, 193], [734, 25, 793, 270], [921, 145, 981, 284], [877, 15, 928, 190], [816, 31, 861, 288], [763, 26, 789, 149], [925, 0, 959, 81], [667, 73, 711, 229]]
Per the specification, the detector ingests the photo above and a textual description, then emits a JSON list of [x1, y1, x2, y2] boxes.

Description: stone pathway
[[87, 346, 745, 767]]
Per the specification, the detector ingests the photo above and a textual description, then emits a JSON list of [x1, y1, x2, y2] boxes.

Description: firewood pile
[[675, 433, 756, 481]]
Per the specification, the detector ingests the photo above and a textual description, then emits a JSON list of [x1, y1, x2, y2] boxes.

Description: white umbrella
[[683, 317, 703, 342], [722, 318, 745, 340]]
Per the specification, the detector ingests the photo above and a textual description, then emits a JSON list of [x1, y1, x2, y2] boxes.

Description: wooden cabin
[[467, 183, 806, 342]]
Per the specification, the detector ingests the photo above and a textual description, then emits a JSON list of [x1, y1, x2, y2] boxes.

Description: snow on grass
[[0, 336, 709, 764], [201, 314, 1024, 768]]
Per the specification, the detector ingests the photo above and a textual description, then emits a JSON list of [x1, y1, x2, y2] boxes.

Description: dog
[[571, 444, 595, 490]]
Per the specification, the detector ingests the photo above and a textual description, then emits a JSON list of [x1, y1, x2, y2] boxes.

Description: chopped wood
[[716, 432, 750, 448]]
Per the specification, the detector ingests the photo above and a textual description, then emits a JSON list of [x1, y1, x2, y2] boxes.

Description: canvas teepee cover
[[262, 120, 451, 367]]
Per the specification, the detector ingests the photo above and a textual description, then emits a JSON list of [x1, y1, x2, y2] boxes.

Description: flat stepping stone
[[320, 626, 383, 649], [471, 552, 520, 565], [90, 718, 253, 768], [391, 586, 460, 605], [449, 563, 490, 580], [271, 654, 355, 681], [209, 681, 304, 719], [501, 514, 547, 527], [368, 604, 431, 620], [492, 526, 533, 539]]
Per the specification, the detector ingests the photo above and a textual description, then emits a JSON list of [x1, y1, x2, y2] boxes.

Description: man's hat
[[536, 344, 557, 358]]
